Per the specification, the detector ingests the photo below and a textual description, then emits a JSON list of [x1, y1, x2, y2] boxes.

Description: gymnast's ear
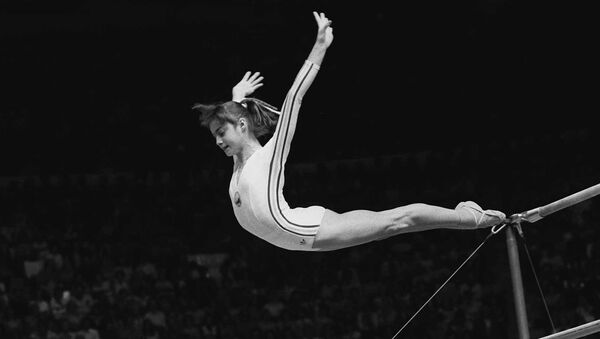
[[238, 117, 247, 131]]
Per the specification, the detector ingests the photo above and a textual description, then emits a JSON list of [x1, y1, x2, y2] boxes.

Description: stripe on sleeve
[[267, 62, 320, 236]]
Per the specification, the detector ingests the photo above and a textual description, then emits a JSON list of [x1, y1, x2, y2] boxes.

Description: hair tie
[[240, 98, 280, 115]]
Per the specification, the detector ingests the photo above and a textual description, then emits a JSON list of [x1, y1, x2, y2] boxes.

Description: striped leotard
[[228, 60, 325, 251]]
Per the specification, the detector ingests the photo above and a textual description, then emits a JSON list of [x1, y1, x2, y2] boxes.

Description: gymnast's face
[[209, 120, 244, 157]]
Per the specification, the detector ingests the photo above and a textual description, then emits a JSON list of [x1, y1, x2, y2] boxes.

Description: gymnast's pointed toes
[[455, 200, 482, 212], [483, 209, 507, 227], [456, 201, 506, 228]]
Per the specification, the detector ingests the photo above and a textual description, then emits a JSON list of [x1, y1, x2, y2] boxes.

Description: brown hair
[[193, 98, 280, 138]]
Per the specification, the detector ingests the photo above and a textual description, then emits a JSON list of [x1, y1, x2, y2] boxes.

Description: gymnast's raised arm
[[306, 11, 334, 74], [268, 11, 334, 157]]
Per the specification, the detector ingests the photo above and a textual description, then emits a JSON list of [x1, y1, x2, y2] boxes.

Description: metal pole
[[539, 319, 600, 339], [506, 224, 530, 339], [509, 182, 600, 224]]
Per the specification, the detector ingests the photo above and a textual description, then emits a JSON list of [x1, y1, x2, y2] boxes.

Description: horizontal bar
[[540, 183, 600, 218], [539, 319, 600, 339], [511, 183, 600, 223]]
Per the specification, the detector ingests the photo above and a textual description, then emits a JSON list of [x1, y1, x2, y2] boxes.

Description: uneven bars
[[538, 319, 600, 339], [510, 183, 600, 223]]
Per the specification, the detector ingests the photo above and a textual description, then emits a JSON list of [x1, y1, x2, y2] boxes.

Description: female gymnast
[[193, 11, 506, 251]]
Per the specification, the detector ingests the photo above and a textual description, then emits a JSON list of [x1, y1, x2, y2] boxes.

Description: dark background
[[1, 0, 596, 176], [1, 1, 599, 338]]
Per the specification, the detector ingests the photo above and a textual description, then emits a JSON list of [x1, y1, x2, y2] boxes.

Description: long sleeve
[[266, 59, 320, 164]]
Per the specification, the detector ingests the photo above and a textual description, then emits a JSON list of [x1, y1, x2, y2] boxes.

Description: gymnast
[[193, 11, 506, 251]]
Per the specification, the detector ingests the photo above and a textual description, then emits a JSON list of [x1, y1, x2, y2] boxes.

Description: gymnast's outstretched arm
[[306, 11, 333, 73], [268, 11, 333, 161]]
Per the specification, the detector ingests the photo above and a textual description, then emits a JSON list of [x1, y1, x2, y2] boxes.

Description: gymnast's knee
[[380, 203, 425, 238]]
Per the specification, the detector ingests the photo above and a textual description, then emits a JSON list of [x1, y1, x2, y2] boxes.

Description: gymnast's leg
[[312, 202, 505, 251]]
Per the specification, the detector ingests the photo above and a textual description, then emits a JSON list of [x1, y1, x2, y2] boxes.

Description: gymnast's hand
[[232, 71, 264, 103], [313, 11, 334, 48]]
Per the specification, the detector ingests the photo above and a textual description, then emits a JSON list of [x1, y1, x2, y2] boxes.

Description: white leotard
[[228, 60, 325, 251]]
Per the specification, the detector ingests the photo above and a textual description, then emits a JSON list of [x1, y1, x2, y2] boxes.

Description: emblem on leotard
[[234, 191, 242, 207]]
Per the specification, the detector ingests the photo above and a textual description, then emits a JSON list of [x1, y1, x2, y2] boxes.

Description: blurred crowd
[[1, 126, 599, 339]]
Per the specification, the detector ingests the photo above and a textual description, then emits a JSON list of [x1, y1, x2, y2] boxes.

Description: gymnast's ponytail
[[194, 98, 280, 139], [240, 98, 280, 138]]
